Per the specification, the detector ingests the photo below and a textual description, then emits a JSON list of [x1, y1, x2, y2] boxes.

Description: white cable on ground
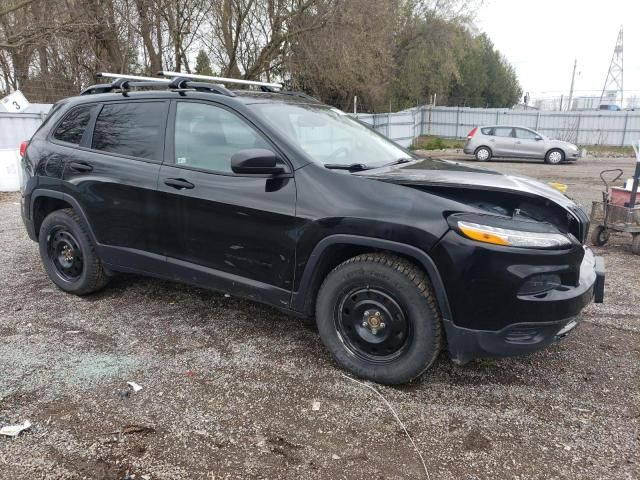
[[341, 374, 431, 480]]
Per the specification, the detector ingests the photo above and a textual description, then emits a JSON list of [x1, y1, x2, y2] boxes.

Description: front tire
[[545, 149, 565, 164], [38, 208, 109, 295], [474, 146, 492, 162], [315, 254, 442, 384]]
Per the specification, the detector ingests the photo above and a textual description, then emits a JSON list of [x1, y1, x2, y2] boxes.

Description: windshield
[[249, 103, 413, 168]]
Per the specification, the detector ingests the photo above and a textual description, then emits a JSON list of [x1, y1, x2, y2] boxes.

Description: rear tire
[[474, 146, 492, 162], [545, 149, 565, 164], [590, 225, 609, 246], [632, 234, 640, 255], [315, 253, 442, 385], [38, 208, 109, 295]]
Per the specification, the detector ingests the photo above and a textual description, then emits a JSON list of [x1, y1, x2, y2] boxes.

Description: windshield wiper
[[381, 157, 414, 167], [324, 163, 370, 172]]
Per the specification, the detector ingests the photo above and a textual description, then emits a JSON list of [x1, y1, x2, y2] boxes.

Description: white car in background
[[463, 126, 580, 164]]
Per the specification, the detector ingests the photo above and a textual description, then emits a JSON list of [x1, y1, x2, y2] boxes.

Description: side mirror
[[535, 135, 543, 141], [231, 149, 286, 175]]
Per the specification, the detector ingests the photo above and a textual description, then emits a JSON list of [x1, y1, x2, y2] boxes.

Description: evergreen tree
[[195, 50, 214, 76]]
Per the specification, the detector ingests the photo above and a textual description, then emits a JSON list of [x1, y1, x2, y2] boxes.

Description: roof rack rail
[[81, 73, 235, 97], [82, 72, 318, 103], [158, 71, 282, 90], [157, 71, 321, 103], [98, 73, 168, 83]]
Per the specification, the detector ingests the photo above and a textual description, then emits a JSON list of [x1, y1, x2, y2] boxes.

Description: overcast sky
[[475, 0, 640, 103]]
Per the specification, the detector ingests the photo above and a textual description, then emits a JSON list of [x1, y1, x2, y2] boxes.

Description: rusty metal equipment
[[590, 142, 640, 254]]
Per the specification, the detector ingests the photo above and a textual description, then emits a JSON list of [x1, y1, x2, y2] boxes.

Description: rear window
[[92, 102, 166, 161], [53, 105, 94, 144]]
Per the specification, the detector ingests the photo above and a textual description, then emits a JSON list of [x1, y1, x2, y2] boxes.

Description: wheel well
[[33, 196, 73, 239], [298, 243, 432, 316]]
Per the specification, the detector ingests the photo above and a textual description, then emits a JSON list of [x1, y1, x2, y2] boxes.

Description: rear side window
[[493, 127, 514, 138], [92, 102, 166, 161], [480, 127, 493, 135], [53, 105, 94, 144]]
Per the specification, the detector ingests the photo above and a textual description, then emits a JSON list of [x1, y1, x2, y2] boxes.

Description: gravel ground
[[0, 156, 639, 479]]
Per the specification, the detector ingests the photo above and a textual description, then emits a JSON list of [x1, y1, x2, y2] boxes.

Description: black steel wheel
[[316, 253, 442, 384], [590, 225, 610, 246], [38, 208, 109, 295], [335, 287, 413, 364], [47, 227, 84, 281]]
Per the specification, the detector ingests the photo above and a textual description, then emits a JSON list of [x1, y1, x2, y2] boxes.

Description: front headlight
[[451, 216, 573, 249]]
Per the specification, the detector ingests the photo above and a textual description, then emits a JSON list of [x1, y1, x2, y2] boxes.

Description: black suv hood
[[360, 158, 576, 209]]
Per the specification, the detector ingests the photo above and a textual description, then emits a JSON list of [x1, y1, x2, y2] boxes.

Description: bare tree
[[200, 0, 336, 80]]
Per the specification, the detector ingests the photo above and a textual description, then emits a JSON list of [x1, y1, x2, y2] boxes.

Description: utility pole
[[567, 58, 577, 112]]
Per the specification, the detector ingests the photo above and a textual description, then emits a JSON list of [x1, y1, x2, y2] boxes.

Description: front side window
[[248, 103, 412, 168], [53, 105, 94, 144], [515, 128, 538, 139], [92, 102, 166, 161], [493, 127, 514, 138], [174, 102, 270, 173]]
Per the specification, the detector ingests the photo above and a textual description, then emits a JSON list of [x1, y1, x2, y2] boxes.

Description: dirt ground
[[0, 155, 639, 480]]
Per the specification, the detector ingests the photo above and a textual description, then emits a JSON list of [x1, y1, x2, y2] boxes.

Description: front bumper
[[431, 232, 604, 363], [567, 149, 580, 161], [443, 315, 583, 364]]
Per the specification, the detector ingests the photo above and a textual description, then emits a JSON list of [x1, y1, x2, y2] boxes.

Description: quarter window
[[92, 102, 166, 161], [174, 102, 270, 173], [53, 105, 94, 144]]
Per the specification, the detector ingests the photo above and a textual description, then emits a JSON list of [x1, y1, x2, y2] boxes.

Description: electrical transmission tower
[[599, 26, 623, 108]]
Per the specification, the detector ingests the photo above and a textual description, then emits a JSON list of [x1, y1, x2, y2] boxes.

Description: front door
[[157, 100, 298, 305], [514, 128, 545, 158]]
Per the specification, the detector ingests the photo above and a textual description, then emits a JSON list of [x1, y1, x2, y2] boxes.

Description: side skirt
[[99, 245, 292, 311]]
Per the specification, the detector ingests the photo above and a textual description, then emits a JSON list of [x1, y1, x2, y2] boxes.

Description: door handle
[[69, 161, 93, 172], [164, 178, 195, 190]]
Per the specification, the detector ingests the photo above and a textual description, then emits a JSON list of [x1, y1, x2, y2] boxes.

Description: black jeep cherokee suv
[[20, 78, 604, 384]]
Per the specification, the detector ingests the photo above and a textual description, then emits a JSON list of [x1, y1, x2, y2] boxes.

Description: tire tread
[[40, 208, 109, 295], [317, 253, 443, 382]]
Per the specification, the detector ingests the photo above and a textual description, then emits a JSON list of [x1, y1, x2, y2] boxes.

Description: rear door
[[489, 127, 516, 156], [157, 100, 298, 305], [61, 100, 170, 270]]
